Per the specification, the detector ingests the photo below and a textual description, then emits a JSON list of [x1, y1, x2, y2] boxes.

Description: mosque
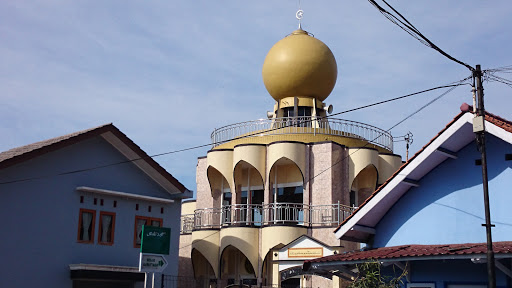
[[178, 23, 403, 288]]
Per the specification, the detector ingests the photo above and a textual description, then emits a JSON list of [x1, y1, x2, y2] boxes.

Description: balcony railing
[[188, 203, 356, 231], [211, 116, 393, 151], [180, 214, 195, 234]]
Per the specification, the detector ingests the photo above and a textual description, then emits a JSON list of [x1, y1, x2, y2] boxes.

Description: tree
[[347, 260, 407, 288]]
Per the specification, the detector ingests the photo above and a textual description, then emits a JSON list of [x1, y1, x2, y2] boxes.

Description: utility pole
[[473, 64, 496, 288]]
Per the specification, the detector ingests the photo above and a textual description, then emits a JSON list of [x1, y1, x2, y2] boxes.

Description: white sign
[[139, 253, 168, 273]]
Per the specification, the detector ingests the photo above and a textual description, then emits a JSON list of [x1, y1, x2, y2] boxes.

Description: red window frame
[[133, 215, 163, 248], [98, 211, 116, 246], [77, 208, 96, 244]]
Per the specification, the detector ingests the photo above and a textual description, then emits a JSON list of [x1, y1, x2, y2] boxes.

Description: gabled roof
[[303, 241, 512, 271], [0, 124, 189, 195], [335, 104, 512, 242], [280, 234, 335, 251]]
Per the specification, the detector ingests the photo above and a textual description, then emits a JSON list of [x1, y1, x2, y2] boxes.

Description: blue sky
[[1, 1, 512, 193]]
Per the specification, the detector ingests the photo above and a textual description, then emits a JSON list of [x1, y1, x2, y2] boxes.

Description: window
[[276, 186, 303, 203], [283, 106, 312, 127], [98, 211, 116, 245], [77, 209, 96, 243], [134, 216, 163, 248]]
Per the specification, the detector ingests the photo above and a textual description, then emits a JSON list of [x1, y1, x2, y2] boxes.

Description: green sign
[[140, 226, 171, 255]]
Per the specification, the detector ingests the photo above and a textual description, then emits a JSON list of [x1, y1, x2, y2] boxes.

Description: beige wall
[[267, 142, 306, 177], [378, 154, 403, 184], [348, 147, 379, 191], [220, 227, 260, 278], [233, 144, 267, 184], [260, 225, 307, 282], [207, 150, 234, 193], [191, 230, 221, 278], [184, 140, 402, 285], [181, 201, 196, 216]]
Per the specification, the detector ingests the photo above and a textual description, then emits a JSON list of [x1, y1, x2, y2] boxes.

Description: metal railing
[[190, 203, 356, 230], [221, 204, 263, 226], [309, 204, 355, 226], [180, 214, 195, 234], [262, 203, 306, 225], [211, 116, 393, 151], [194, 207, 222, 229]]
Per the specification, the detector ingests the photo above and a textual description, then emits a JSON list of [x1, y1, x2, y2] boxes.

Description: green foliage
[[347, 260, 407, 288]]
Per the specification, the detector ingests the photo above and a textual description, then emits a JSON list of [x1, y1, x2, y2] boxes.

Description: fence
[[211, 116, 393, 151], [183, 203, 356, 232], [161, 275, 304, 288]]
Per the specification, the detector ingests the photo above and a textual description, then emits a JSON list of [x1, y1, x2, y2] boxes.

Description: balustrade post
[[337, 201, 341, 225]]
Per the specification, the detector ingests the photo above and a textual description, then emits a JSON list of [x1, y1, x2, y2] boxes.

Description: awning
[[69, 264, 145, 281]]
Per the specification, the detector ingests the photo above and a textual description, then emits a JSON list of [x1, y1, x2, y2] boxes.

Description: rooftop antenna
[[296, 0, 304, 29], [394, 132, 413, 161], [404, 132, 413, 161]]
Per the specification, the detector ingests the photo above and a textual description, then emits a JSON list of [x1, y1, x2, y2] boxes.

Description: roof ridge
[[335, 103, 512, 234], [0, 124, 113, 164]]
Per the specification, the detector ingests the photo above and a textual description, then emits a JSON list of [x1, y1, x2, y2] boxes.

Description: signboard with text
[[288, 247, 323, 258], [140, 226, 170, 255], [139, 253, 168, 273]]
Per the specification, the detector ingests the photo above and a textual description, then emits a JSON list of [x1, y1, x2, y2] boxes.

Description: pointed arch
[[233, 144, 267, 185], [350, 164, 378, 207], [207, 149, 234, 195], [207, 166, 230, 198], [348, 147, 379, 192], [267, 142, 306, 178], [268, 157, 305, 205], [220, 245, 257, 282], [191, 248, 217, 280]]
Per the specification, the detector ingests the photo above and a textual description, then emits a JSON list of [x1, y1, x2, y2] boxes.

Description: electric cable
[[0, 79, 471, 186], [177, 76, 469, 250], [307, 76, 469, 182], [367, 0, 474, 71]]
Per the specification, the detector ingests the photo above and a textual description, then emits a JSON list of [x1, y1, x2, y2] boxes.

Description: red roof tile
[[335, 103, 512, 233], [304, 241, 512, 267]]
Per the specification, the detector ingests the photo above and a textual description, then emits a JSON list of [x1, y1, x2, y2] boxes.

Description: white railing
[[194, 207, 222, 229], [180, 214, 195, 234], [262, 203, 306, 225], [211, 116, 393, 151], [221, 204, 263, 226], [309, 204, 355, 226], [192, 203, 356, 229]]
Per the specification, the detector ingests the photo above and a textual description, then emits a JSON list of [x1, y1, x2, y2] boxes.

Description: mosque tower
[[179, 25, 403, 288]]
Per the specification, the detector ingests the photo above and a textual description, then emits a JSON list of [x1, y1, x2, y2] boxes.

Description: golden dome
[[262, 29, 337, 102]]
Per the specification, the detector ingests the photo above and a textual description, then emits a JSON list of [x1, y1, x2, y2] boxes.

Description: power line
[[179, 230, 219, 250], [177, 77, 469, 250], [367, 0, 474, 71], [0, 79, 470, 186], [307, 76, 469, 182]]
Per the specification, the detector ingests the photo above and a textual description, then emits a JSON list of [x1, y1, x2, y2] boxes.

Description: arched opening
[[191, 248, 217, 287], [220, 245, 257, 286], [207, 166, 231, 225], [233, 161, 264, 226], [350, 165, 378, 207], [267, 158, 304, 225]]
